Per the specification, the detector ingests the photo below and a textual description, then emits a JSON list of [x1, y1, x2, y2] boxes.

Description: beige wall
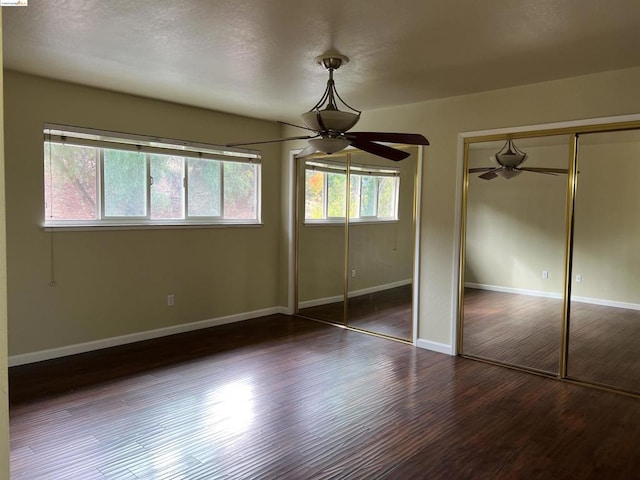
[[4, 71, 283, 357], [286, 66, 640, 346], [0, 8, 10, 478]]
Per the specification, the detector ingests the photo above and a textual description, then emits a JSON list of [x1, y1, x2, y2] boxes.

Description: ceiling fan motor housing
[[495, 139, 528, 168], [301, 109, 359, 134]]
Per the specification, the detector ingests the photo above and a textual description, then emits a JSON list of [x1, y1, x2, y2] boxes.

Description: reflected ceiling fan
[[469, 139, 568, 180], [226, 53, 429, 161]]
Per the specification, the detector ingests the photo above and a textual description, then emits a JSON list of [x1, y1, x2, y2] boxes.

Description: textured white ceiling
[[4, 0, 640, 122]]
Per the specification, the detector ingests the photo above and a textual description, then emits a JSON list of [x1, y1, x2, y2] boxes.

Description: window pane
[[188, 158, 221, 217], [103, 149, 147, 217], [150, 155, 184, 220], [44, 127, 262, 226], [349, 174, 361, 219], [305, 170, 325, 219], [377, 177, 397, 218], [360, 175, 377, 217], [224, 162, 257, 219], [327, 172, 346, 217], [44, 143, 97, 220]]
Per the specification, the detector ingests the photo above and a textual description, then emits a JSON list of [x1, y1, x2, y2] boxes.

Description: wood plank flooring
[[462, 288, 640, 393], [462, 288, 562, 373], [298, 285, 413, 340], [10, 314, 640, 479], [568, 300, 640, 392]]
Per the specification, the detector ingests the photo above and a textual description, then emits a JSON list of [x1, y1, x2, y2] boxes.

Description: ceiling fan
[[226, 53, 429, 161], [468, 139, 569, 180]]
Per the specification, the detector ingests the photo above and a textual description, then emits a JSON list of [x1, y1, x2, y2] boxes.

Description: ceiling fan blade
[[346, 132, 429, 145], [277, 120, 317, 132], [295, 144, 318, 158], [226, 135, 316, 147], [518, 167, 569, 175], [478, 170, 499, 180], [468, 167, 496, 173], [349, 139, 411, 161]]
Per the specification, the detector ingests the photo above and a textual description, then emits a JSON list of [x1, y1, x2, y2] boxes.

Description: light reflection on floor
[[204, 379, 255, 435]]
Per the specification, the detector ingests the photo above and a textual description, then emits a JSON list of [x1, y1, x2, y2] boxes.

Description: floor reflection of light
[[151, 447, 182, 474], [204, 380, 254, 435]]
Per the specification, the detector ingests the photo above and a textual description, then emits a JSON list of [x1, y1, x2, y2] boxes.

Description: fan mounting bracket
[[315, 53, 349, 71]]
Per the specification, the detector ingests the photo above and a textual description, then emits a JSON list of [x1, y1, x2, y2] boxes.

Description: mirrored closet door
[[459, 121, 640, 396], [297, 155, 348, 326], [347, 148, 417, 341], [568, 129, 640, 393], [461, 135, 570, 374], [296, 146, 419, 343]]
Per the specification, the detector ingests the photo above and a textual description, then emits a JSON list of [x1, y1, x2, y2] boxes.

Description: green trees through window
[[223, 162, 257, 220], [104, 149, 147, 217], [44, 136, 260, 226], [303, 161, 399, 223], [44, 143, 98, 220]]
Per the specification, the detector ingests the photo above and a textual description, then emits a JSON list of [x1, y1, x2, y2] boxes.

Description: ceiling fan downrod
[[301, 54, 361, 135]]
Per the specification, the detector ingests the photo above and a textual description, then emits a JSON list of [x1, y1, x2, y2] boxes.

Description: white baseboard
[[348, 279, 412, 298], [465, 282, 562, 299], [299, 279, 412, 309], [416, 338, 454, 356], [466, 283, 640, 311], [273, 306, 291, 315], [9, 306, 289, 367], [298, 294, 344, 310], [571, 295, 640, 311]]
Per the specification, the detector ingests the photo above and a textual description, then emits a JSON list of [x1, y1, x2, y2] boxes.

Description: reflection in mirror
[[568, 129, 640, 393], [297, 154, 347, 324], [346, 148, 416, 341], [462, 135, 570, 373]]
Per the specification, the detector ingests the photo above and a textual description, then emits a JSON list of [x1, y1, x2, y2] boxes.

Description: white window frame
[[43, 124, 262, 228], [304, 159, 400, 224]]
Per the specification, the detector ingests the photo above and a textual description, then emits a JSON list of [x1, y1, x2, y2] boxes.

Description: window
[[304, 160, 399, 223], [44, 125, 261, 227]]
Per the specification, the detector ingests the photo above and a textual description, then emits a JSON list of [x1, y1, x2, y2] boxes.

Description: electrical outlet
[[351, 269, 356, 278], [575, 274, 582, 283], [542, 270, 549, 279], [167, 294, 175, 306]]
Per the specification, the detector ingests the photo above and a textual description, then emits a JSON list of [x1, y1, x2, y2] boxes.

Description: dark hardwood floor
[[10, 314, 640, 479], [298, 285, 413, 340], [462, 288, 563, 373], [463, 288, 640, 393], [568, 300, 640, 392]]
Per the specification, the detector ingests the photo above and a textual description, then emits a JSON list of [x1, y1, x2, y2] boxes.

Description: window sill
[[303, 219, 399, 226], [43, 222, 263, 232]]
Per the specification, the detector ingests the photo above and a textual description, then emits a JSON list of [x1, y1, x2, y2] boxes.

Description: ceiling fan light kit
[[495, 168, 522, 179], [308, 137, 351, 154], [226, 51, 429, 161]]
